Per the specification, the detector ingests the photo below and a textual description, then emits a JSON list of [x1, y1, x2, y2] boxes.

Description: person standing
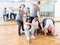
[[30, 1, 42, 34], [30, 1, 40, 22], [16, 4, 25, 36]]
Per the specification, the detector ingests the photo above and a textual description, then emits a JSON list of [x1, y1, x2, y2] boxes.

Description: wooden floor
[[0, 22, 60, 45]]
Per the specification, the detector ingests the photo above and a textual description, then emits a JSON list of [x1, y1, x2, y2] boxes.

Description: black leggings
[[3, 14, 9, 21]]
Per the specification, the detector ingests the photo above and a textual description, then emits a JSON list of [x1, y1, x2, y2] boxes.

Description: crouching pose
[[42, 18, 55, 36], [24, 16, 39, 43]]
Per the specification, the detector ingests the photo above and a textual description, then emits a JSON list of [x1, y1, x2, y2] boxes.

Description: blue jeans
[[10, 13, 17, 20], [16, 20, 24, 36], [3, 13, 9, 21]]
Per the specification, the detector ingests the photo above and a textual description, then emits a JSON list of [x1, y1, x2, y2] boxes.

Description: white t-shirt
[[24, 22, 30, 30], [32, 20, 38, 28], [45, 19, 54, 28]]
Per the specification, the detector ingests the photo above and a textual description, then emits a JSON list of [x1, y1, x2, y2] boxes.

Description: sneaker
[[18, 33, 21, 36], [31, 35, 36, 39], [29, 39, 31, 43], [27, 39, 31, 43]]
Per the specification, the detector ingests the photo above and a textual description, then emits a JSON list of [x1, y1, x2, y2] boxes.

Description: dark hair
[[19, 6, 21, 8], [19, 4, 25, 8], [27, 7, 30, 9], [26, 18, 30, 22], [34, 16, 38, 18], [21, 4, 25, 7], [4, 7, 7, 9], [37, 1, 40, 4]]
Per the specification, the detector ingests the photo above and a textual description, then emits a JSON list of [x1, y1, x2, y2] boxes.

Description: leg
[[6, 13, 9, 21], [21, 21, 24, 31], [10, 13, 12, 20], [16, 20, 21, 36], [51, 27, 55, 36], [37, 21, 42, 34], [18, 25, 21, 36], [44, 28, 48, 36], [30, 27, 35, 36], [10, 13, 14, 20], [14, 13, 17, 20], [25, 28, 31, 42], [12, 13, 15, 20], [29, 27, 36, 39], [3, 14, 5, 21]]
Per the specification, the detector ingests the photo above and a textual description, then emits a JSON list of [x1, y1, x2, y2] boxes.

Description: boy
[[16, 4, 25, 36]]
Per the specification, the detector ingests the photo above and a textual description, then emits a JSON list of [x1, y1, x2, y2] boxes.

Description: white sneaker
[[31, 35, 36, 39]]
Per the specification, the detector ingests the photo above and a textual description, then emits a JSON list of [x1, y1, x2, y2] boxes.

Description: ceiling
[[0, 0, 57, 2]]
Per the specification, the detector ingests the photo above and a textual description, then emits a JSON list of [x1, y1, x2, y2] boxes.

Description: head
[[48, 25, 52, 30], [4, 7, 7, 10], [34, 16, 38, 21], [20, 4, 25, 9], [26, 12, 30, 16], [26, 18, 30, 23], [36, 1, 41, 6], [27, 7, 30, 10]]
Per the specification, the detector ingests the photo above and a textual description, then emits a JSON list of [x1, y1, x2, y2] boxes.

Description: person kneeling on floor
[[42, 18, 55, 36]]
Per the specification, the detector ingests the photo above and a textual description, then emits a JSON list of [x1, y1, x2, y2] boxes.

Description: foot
[[18, 33, 21, 36], [31, 36, 36, 39], [28, 39, 31, 43], [21, 31, 25, 34]]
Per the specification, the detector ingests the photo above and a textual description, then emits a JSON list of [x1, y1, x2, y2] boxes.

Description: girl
[[24, 16, 39, 43]]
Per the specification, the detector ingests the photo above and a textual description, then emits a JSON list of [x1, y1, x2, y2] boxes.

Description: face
[[37, 2, 40, 6], [27, 20, 30, 23], [34, 18, 38, 21], [48, 25, 52, 30], [21, 6, 25, 9]]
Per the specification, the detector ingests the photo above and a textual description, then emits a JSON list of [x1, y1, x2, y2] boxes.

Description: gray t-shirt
[[16, 9, 25, 21], [30, 5, 40, 17]]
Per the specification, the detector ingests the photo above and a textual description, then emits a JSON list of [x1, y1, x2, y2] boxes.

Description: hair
[[19, 4, 25, 8], [4, 7, 7, 9], [21, 4, 25, 7], [26, 18, 30, 22], [37, 1, 40, 4], [34, 16, 38, 18], [19, 6, 21, 8]]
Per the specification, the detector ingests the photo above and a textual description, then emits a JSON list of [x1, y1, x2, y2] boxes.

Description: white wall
[[55, 0, 60, 21]]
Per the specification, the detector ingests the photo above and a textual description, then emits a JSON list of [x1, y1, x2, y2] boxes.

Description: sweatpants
[[24, 27, 35, 41]]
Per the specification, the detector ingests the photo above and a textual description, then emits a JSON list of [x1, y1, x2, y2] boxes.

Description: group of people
[[16, 1, 55, 43], [3, 7, 17, 21]]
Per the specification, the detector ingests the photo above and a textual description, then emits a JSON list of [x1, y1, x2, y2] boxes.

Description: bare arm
[[25, 22, 36, 26], [30, 2, 36, 8]]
